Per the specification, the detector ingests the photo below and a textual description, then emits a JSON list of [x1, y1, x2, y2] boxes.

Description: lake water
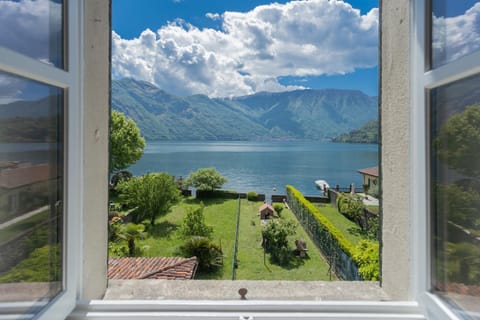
[[129, 141, 378, 198]]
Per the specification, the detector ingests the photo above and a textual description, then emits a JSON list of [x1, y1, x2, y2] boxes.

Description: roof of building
[[108, 257, 198, 280], [0, 163, 56, 189], [259, 203, 275, 212], [357, 166, 379, 178]]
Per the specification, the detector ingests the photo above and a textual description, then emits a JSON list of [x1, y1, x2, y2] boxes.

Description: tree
[[177, 204, 213, 239], [262, 219, 297, 264], [273, 203, 284, 217], [184, 167, 227, 191], [434, 105, 480, 177], [116, 172, 180, 225], [117, 223, 146, 257], [110, 110, 146, 173]]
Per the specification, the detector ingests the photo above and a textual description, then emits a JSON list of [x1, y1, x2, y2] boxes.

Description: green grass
[[110, 197, 333, 281], [0, 210, 49, 244], [235, 200, 334, 281], [125, 198, 237, 280], [314, 204, 364, 245]]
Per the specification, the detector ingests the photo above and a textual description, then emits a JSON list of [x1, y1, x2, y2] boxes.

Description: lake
[[129, 141, 378, 198]]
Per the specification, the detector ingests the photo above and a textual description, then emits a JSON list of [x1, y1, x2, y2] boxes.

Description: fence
[[286, 186, 361, 280]]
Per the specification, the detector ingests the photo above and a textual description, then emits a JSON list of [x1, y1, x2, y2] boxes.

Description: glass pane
[[0, 72, 64, 316], [431, 0, 480, 68], [0, 0, 64, 68], [430, 72, 480, 318]]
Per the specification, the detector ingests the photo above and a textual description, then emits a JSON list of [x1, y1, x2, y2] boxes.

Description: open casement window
[[0, 0, 82, 319], [412, 0, 480, 319]]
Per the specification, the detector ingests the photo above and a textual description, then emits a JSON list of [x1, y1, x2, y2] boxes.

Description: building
[[357, 166, 379, 189], [259, 203, 275, 219], [108, 257, 198, 280]]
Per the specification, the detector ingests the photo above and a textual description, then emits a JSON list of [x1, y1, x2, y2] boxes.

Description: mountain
[[332, 119, 379, 144], [112, 78, 378, 141]]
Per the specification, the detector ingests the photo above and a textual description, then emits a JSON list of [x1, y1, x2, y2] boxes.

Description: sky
[[112, 0, 380, 97]]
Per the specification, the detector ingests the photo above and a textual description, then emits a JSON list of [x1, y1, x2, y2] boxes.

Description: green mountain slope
[[112, 78, 378, 141], [332, 119, 379, 144]]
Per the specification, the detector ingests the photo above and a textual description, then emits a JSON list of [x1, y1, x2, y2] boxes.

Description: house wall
[[82, 0, 110, 299], [380, 0, 412, 300]]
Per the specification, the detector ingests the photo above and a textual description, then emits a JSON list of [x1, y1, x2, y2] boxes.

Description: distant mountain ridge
[[112, 78, 378, 141], [332, 119, 379, 144]]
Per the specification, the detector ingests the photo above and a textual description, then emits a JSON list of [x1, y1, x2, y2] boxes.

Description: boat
[[314, 179, 330, 192]]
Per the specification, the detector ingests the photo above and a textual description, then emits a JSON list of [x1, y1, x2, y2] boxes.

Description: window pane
[[430, 72, 480, 318], [431, 0, 480, 68], [0, 72, 64, 316], [0, 0, 64, 68]]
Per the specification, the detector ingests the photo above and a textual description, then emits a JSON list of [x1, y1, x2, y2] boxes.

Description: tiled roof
[[259, 203, 274, 212], [357, 166, 379, 178], [108, 257, 198, 280], [0, 163, 57, 189]]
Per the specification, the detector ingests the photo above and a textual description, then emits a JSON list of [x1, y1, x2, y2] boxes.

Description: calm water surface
[[129, 141, 378, 197]]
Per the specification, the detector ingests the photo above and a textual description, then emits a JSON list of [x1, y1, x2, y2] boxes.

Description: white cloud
[[112, 0, 379, 97], [0, 0, 62, 66], [433, 3, 480, 65], [206, 13, 221, 20]]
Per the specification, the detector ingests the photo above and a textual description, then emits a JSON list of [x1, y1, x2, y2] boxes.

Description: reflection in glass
[[430, 73, 480, 318], [431, 0, 480, 68], [0, 72, 64, 316], [0, 0, 64, 68]]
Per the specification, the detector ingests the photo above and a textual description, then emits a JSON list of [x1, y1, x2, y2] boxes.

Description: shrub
[[178, 236, 223, 272], [177, 205, 213, 239], [262, 219, 297, 265], [337, 193, 365, 222], [247, 191, 258, 201], [273, 203, 284, 217], [353, 240, 380, 281]]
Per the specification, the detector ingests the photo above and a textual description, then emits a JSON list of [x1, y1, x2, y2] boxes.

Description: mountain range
[[111, 78, 378, 141]]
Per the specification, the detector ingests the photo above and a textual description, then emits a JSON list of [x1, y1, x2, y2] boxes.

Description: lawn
[[235, 200, 334, 281], [314, 203, 365, 245], [110, 197, 333, 281]]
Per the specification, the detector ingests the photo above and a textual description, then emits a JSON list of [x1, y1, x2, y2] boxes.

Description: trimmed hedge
[[286, 185, 379, 281], [196, 190, 242, 199]]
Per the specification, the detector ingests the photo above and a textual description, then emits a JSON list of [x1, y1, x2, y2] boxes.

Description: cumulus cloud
[[433, 2, 480, 65], [112, 0, 379, 97], [206, 13, 221, 20], [0, 0, 63, 67]]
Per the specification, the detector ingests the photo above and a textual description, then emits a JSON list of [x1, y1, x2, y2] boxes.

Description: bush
[[337, 193, 365, 222], [177, 205, 213, 239], [262, 219, 297, 265], [353, 240, 380, 281], [273, 203, 284, 217], [178, 236, 223, 272], [247, 191, 258, 201]]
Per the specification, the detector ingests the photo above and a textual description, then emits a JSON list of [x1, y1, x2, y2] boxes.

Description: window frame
[[0, 1, 83, 319], [410, 1, 480, 319]]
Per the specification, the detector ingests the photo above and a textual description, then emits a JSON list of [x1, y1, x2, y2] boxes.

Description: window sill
[[104, 280, 389, 301], [66, 280, 426, 319]]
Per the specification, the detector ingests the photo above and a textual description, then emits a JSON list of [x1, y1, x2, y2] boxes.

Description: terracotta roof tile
[[357, 166, 379, 178], [108, 257, 198, 280], [259, 203, 274, 212]]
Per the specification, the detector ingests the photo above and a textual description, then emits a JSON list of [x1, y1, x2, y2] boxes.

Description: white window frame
[[410, 1, 480, 319], [0, 1, 83, 319]]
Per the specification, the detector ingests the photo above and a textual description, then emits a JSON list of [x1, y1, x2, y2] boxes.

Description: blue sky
[[112, 0, 379, 97]]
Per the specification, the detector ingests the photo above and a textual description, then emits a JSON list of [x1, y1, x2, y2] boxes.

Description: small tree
[[273, 203, 284, 217], [110, 110, 146, 173], [262, 219, 297, 264], [177, 205, 213, 239], [116, 172, 180, 225], [116, 223, 146, 257], [185, 167, 227, 191]]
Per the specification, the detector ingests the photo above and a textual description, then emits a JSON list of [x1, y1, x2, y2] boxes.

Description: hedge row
[[286, 185, 379, 280], [286, 185, 356, 258]]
